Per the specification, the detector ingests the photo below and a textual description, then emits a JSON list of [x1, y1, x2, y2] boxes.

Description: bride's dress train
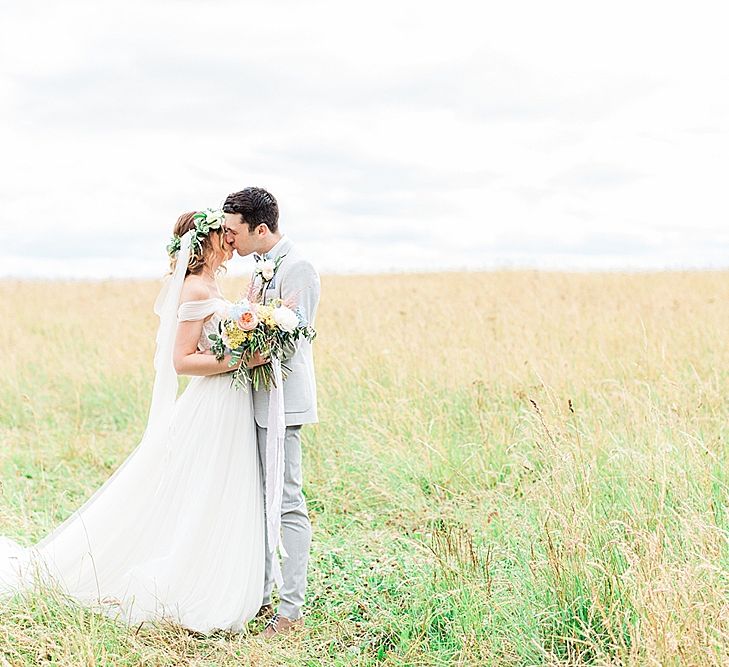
[[0, 290, 265, 633]]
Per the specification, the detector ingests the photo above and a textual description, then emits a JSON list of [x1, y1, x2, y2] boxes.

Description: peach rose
[[237, 310, 259, 331]]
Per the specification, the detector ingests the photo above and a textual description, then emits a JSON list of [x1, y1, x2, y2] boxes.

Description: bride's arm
[[173, 320, 238, 376], [172, 280, 239, 376]]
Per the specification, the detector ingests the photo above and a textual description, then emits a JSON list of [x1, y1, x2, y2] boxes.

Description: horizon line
[[2, 264, 729, 284]]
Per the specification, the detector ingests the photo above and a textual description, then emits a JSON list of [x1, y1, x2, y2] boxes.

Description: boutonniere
[[255, 253, 287, 283]]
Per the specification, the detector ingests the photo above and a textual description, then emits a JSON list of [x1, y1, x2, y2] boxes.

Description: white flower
[[272, 306, 299, 332], [220, 329, 232, 349], [258, 259, 276, 281], [205, 208, 224, 227]]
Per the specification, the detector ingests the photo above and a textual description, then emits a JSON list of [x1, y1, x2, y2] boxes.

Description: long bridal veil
[[0, 231, 194, 597]]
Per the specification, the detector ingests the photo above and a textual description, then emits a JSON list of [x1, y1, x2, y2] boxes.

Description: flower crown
[[167, 208, 225, 258]]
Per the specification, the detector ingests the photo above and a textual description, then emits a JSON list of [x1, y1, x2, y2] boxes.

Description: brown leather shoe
[[261, 613, 304, 638], [255, 604, 275, 621]]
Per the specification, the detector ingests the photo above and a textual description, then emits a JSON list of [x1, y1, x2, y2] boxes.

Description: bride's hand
[[246, 351, 268, 369]]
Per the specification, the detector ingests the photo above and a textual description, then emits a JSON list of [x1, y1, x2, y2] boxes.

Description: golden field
[[1, 271, 728, 666]]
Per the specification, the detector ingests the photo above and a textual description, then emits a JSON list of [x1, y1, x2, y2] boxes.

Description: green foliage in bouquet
[[209, 298, 316, 391]]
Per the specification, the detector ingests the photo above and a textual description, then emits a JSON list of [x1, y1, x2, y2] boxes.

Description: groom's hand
[[247, 351, 268, 369]]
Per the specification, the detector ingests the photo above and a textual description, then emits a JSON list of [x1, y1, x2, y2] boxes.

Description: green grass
[[1, 272, 729, 665]]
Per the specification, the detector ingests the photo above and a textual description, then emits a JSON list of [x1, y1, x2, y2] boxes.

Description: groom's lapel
[[252, 238, 293, 302], [265, 238, 294, 293]]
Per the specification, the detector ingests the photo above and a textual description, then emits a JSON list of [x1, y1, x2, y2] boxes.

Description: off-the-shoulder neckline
[[178, 297, 227, 306]]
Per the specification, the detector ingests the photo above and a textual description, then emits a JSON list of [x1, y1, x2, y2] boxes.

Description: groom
[[222, 187, 320, 636]]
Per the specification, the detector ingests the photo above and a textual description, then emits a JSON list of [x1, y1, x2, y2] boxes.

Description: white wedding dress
[[0, 260, 265, 633]]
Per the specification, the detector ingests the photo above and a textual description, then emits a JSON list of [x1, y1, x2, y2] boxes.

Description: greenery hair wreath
[[167, 208, 225, 258]]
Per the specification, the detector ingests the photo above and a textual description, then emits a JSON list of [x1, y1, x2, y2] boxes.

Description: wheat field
[[1, 271, 728, 666]]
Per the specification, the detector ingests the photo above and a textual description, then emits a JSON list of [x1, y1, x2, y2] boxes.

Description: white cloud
[[0, 0, 728, 278]]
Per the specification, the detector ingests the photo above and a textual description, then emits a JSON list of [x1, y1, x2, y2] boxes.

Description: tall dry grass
[[1, 271, 728, 666]]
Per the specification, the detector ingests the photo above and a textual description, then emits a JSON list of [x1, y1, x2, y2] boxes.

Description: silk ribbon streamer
[[265, 358, 288, 588]]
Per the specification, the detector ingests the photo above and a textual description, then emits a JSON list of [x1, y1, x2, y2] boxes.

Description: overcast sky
[[1, 0, 728, 278]]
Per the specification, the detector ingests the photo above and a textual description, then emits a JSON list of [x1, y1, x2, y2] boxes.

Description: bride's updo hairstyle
[[168, 211, 228, 277]]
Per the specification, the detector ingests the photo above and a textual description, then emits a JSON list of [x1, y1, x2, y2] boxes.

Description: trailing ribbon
[[265, 358, 288, 588]]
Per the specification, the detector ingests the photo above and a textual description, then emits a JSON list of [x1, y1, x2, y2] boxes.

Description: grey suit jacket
[[251, 236, 320, 428]]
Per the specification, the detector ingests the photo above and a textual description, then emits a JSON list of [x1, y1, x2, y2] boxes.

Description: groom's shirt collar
[[262, 234, 291, 261]]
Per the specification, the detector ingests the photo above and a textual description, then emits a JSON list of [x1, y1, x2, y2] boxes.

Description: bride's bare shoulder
[[180, 274, 211, 303]]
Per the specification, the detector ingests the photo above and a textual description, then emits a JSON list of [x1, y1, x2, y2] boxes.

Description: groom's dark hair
[[222, 187, 279, 233]]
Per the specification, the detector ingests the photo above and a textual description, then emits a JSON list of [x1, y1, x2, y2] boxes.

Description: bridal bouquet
[[209, 297, 316, 391]]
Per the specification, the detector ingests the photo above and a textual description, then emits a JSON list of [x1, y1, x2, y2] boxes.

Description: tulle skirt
[[0, 373, 265, 634]]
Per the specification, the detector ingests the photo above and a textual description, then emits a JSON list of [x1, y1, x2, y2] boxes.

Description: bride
[[0, 210, 265, 634]]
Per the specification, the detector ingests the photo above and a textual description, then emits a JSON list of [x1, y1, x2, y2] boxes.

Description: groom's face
[[223, 213, 259, 257]]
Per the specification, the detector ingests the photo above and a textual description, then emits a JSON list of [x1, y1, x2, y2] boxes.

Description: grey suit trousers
[[256, 424, 311, 620]]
